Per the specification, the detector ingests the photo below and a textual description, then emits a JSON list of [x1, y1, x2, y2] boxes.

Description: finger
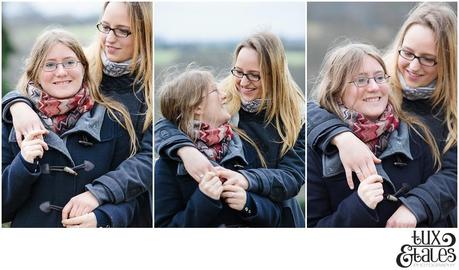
[[360, 164, 372, 180], [69, 204, 80, 218], [364, 174, 383, 184], [222, 178, 237, 186], [344, 167, 354, 190], [24, 129, 48, 141], [221, 191, 235, 199], [16, 132, 24, 146], [216, 168, 232, 179], [62, 215, 84, 226], [222, 184, 239, 192], [225, 198, 241, 205], [354, 167, 365, 182], [366, 160, 377, 175], [372, 152, 382, 164], [62, 201, 72, 220]]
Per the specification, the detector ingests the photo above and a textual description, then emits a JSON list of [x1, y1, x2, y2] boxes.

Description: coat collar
[[322, 121, 412, 180], [176, 132, 248, 176], [8, 104, 107, 162]]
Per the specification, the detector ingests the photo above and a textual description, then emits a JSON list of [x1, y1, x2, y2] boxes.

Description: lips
[[363, 97, 381, 102], [105, 45, 120, 54], [53, 80, 72, 85], [405, 69, 423, 81]]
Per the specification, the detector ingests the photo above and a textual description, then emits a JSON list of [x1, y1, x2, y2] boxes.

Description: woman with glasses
[[155, 69, 282, 227], [2, 2, 153, 226], [155, 32, 305, 227], [2, 29, 137, 227], [307, 43, 446, 227], [307, 3, 456, 227]]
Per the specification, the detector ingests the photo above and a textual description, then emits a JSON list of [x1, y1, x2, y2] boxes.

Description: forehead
[[402, 24, 437, 54], [353, 55, 384, 75], [102, 2, 131, 27], [235, 47, 260, 70], [44, 43, 78, 60]]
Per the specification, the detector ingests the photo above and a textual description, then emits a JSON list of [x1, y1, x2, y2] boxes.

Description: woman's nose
[[55, 64, 68, 76], [408, 58, 422, 70], [105, 30, 117, 42], [366, 78, 379, 91], [240, 75, 250, 86]]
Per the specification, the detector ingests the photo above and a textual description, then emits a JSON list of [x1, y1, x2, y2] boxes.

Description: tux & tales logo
[[396, 230, 456, 268]]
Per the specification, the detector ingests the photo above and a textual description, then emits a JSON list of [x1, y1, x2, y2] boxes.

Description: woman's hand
[[357, 174, 384, 210], [216, 167, 249, 190], [177, 146, 216, 183], [20, 130, 49, 163], [332, 132, 381, 190], [221, 185, 247, 211], [62, 191, 100, 220], [386, 204, 417, 228], [62, 212, 97, 228], [198, 172, 223, 200], [10, 102, 46, 145]]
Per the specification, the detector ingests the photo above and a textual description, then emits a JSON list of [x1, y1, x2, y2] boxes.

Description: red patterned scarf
[[193, 122, 234, 161], [28, 82, 94, 134], [339, 103, 399, 156]]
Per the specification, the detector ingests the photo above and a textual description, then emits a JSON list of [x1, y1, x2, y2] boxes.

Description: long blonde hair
[[159, 68, 266, 167], [313, 42, 440, 169], [86, 1, 153, 133], [385, 2, 457, 153], [222, 32, 305, 157], [16, 29, 137, 156]]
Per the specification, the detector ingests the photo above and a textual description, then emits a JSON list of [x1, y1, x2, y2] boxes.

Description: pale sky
[[155, 2, 305, 42]]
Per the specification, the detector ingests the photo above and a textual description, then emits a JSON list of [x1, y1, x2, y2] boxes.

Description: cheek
[[38, 72, 51, 86]]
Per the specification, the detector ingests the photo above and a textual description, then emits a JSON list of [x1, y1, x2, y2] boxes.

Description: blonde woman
[[308, 43, 445, 227], [307, 2, 456, 227], [155, 32, 305, 227], [2, 29, 137, 227], [2, 2, 153, 226]]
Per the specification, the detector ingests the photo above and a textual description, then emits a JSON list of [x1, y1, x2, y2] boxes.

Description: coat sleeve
[[240, 192, 281, 227], [307, 101, 351, 154], [400, 145, 457, 225], [94, 200, 137, 227], [2, 125, 41, 221], [154, 158, 223, 227], [2, 90, 36, 124], [307, 146, 379, 227], [239, 125, 305, 202], [85, 124, 153, 204], [154, 118, 195, 160]]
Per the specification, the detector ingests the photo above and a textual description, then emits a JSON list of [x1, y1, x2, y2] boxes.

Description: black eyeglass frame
[[230, 67, 261, 82], [398, 49, 437, 67], [96, 23, 132, 38]]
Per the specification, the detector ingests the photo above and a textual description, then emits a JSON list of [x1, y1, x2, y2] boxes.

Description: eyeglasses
[[96, 23, 132, 38], [231, 68, 261, 82], [398, 49, 437, 67], [43, 59, 80, 72], [348, 74, 390, 88]]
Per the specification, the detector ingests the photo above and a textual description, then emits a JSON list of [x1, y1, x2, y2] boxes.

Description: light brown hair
[[385, 2, 457, 153], [313, 42, 440, 169], [86, 1, 153, 133], [221, 32, 305, 157], [16, 29, 137, 156]]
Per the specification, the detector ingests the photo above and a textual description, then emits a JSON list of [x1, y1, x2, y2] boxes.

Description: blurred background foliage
[[2, 1, 100, 96]]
